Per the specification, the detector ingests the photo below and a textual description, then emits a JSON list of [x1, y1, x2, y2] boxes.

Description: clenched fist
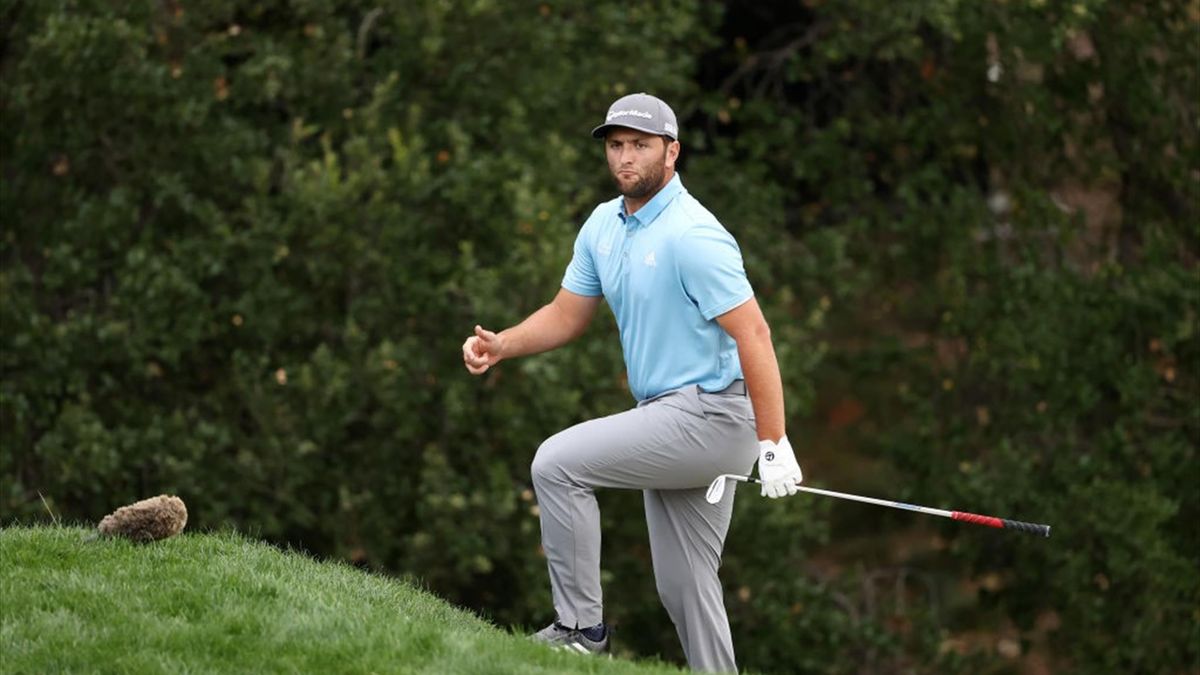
[[462, 325, 504, 375]]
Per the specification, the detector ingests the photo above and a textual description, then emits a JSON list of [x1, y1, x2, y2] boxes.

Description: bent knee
[[531, 434, 568, 483]]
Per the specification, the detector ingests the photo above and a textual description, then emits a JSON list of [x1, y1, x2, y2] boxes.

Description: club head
[[705, 476, 728, 504]]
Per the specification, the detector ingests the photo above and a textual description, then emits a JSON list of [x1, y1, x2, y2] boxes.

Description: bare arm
[[715, 297, 785, 442], [463, 288, 602, 374]]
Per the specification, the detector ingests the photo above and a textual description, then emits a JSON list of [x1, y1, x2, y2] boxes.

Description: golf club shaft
[[729, 475, 1051, 537]]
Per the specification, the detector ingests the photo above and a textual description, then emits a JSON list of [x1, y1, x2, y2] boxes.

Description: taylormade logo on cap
[[607, 109, 653, 121], [592, 93, 679, 140]]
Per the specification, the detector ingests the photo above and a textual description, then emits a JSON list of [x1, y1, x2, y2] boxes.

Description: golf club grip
[[952, 511, 1051, 537]]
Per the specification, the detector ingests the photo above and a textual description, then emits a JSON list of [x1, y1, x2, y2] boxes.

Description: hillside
[[0, 526, 685, 674]]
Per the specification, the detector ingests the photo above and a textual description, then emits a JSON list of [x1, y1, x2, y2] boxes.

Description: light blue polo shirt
[[562, 174, 754, 401]]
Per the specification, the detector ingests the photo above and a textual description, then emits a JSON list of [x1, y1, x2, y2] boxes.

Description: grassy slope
[[0, 526, 684, 674]]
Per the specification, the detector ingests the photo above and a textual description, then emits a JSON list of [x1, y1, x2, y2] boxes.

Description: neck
[[624, 170, 675, 216]]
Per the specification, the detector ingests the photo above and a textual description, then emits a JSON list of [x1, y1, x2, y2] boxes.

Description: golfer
[[461, 93, 803, 673]]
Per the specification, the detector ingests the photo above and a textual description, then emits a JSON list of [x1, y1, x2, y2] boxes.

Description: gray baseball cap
[[591, 92, 679, 140]]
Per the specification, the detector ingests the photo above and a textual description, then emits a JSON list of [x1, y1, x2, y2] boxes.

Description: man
[[461, 93, 803, 673]]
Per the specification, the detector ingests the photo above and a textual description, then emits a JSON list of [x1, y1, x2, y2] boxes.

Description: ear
[[665, 139, 680, 168]]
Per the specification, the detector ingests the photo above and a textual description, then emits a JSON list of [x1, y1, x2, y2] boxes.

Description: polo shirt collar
[[618, 174, 684, 228]]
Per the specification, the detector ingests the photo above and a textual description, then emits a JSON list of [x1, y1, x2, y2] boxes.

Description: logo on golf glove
[[758, 436, 803, 499]]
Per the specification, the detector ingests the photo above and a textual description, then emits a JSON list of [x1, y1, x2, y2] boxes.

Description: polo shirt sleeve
[[677, 223, 754, 320], [562, 223, 603, 297]]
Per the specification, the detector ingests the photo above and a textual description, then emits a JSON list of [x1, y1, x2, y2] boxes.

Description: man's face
[[605, 129, 677, 199]]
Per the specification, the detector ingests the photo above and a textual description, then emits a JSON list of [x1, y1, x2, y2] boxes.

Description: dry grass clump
[[97, 495, 188, 542]]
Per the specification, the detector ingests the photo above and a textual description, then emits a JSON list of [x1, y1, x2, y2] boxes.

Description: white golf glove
[[757, 435, 803, 498]]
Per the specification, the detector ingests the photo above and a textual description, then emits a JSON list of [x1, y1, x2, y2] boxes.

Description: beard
[[612, 162, 667, 199]]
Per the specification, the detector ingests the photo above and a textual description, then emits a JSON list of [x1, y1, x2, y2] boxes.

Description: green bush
[[687, 1, 1197, 671], [3, 1, 1195, 672], [0, 0, 719, 633]]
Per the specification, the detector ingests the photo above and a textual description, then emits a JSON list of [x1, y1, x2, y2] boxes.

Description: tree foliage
[[3, 1, 1196, 672]]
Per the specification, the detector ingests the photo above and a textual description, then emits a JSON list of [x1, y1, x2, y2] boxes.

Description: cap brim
[[591, 123, 676, 140]]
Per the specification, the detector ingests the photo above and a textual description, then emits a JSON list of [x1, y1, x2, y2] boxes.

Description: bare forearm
[[498, 301, 588, 359], [463, 290, 599, 374], [737, 327, 786, 442]]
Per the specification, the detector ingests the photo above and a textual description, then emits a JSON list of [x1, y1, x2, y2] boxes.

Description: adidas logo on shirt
[[644, 251, 656, 267]]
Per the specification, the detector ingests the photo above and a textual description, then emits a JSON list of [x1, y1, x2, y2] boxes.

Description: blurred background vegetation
[[2, 1, 1196, 672]]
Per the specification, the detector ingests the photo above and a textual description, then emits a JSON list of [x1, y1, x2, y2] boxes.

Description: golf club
[[705, 474, 1050, 537]]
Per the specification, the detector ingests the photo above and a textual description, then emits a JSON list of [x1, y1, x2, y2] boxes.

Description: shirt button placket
[[620, 223, 636, 279]]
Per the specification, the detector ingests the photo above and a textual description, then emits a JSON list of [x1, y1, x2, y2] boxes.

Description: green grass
[[0, 526, 685, 674]]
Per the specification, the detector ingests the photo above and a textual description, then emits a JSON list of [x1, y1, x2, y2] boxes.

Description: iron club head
[[705, 476, 728, 504], [706, 474, 755, 504]]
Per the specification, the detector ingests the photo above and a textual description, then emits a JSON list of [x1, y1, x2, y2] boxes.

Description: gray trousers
[[531, 383, 759, 673]]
